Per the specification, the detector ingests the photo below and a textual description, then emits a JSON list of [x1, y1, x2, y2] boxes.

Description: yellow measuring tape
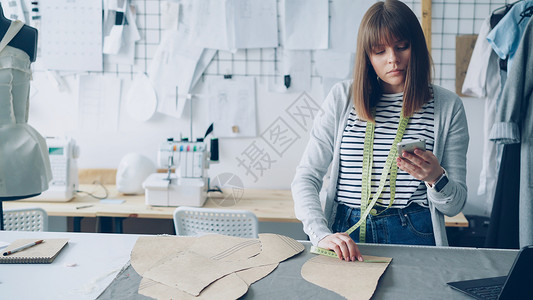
[[353, 114, 409, 242], [311, 111, 409, 258], [309, 246, 390, 263]]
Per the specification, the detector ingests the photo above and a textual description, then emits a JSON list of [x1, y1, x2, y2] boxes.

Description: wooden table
[[3, 184, 468, 231]]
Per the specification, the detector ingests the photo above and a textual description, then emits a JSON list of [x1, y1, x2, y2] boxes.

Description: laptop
[[447, 245, 533, 299]]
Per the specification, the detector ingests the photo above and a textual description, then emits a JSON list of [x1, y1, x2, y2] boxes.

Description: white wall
[[28, 72, 490, 217], [28, 72, 324, 186], [26, 0, 503, 218]]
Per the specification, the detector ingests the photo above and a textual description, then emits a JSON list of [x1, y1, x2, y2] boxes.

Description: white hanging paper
[[77, 75, 121, 131], [40, 0, 103, 71], [283, 0, 328, 50], [227, 0, 278, 50], [126, 73, 157, 122], [148, 30, 204, 119], [329, 0, 376, 52], [269, 50, 311, 93], [104, 4, 141, 65], [209, 76, 257, 138]]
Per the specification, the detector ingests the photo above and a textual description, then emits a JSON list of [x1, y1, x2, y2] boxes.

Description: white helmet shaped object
[[116, 153, 156, 194]]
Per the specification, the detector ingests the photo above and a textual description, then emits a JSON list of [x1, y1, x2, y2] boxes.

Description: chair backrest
[[173, 206, 259, 238], [3, 208, 48, 231]]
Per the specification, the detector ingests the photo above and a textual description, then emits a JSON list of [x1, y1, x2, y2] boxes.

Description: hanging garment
[[485, 144, 520, 249], [489, 17, 533, 248], [0, 20, 52, 197], [487, 0, 533, 73], [462, 16, 502, 216], [490, 1, 520, 71]]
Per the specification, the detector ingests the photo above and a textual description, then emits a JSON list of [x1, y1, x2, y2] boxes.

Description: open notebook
[[0, 239, 69, 264]]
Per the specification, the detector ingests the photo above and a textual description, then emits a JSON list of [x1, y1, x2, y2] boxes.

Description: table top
[[3, 184, 469, 226], [0, 231, 518, 300], [0, 231, 138, 300], [99, 238, 516, 299]]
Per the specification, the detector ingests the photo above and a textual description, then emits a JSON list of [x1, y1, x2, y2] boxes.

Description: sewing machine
[[143, 138, 212, 207], [28, 137, 79, 202]]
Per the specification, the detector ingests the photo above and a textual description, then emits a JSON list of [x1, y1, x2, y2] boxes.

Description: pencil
[[3, 240, 44, 256], [76, 204, 94, 209]]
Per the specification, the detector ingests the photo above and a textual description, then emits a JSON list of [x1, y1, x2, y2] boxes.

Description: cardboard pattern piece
[[131, 235, 195, 274], [137, 263, 279, 299], [130, 234, 302, 299], [138, 273, 249, 300], [301, 254, 392, 300]]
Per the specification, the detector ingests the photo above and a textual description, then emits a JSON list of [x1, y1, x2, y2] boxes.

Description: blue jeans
[[332, 202, 435, 246]]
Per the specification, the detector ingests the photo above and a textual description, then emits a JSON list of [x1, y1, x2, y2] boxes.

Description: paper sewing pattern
[[77, 75, 121, 132], [138, 273, 249, 300], [130, 234, 303, 299], [283, 0, 328, 50], [329, 0, 375, 52], [209, 76, 257, 137], [125, 73, 157, 122], [148, 30, 204, 119], [40, 0, 102, 71], [227, 0, 278, 50], [301, 254, 392, 300], [103, 3, 141, 66], [187, 0, 229, 51], [177, 0, 278, 52], [137, 263, 279, 300]]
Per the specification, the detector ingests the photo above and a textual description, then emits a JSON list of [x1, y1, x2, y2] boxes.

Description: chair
[[3, 207, 48, 231], [173, 206, 259, 238]]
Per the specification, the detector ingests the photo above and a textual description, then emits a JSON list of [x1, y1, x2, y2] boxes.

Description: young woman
[[292, 0, 469, 261]]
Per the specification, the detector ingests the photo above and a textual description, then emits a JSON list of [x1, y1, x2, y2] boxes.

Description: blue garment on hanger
[[487, 0, 533, 73]]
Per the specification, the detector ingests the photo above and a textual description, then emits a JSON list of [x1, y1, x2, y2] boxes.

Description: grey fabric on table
[[98, 263, 150, 300], [98, 243, 517, 300]]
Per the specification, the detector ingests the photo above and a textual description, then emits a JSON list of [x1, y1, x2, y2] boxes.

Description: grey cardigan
[[489, 18, 533, 248], [292, 81, 469, 246]]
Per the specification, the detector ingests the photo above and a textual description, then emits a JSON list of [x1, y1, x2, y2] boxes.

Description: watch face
[[435, 175, 449, 192]]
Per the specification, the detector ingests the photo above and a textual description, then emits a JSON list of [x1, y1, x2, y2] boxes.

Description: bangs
[[362, 12, 410, 54], [353, 0, 432, 121]]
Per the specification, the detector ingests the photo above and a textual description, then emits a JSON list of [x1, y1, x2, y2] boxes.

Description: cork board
[[456, 34, 478, 97]]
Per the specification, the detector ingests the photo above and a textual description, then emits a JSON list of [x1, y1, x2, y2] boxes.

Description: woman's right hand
[[318, 232, 363, 261]]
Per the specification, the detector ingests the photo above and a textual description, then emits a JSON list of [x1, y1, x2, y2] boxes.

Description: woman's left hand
[[396, 148, 443, 185]]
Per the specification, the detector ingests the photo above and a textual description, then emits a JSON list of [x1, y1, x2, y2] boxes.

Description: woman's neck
[[381, 83, 404, 94]]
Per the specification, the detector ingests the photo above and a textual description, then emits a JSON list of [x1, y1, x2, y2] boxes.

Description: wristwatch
[[430, 168, 449, 193]]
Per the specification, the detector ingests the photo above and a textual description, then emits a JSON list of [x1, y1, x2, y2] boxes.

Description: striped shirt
[[336, 92, 435, 208]]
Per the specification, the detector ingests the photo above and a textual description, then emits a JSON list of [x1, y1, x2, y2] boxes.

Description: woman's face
[[369, 39, 411, 94]]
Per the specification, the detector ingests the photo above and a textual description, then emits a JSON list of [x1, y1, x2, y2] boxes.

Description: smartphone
[[397, 139, 426, 156]]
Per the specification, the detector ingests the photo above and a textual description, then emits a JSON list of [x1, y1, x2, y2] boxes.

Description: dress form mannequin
[[0, 4, 37, 62], [0, 4, 50, 229]]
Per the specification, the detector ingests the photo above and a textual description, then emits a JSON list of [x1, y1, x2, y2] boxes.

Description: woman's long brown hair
[[352, 0, 432, 122]]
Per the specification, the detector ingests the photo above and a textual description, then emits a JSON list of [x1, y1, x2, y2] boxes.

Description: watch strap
[[425, 168, 448, 192], [434, 173, 449, 192]]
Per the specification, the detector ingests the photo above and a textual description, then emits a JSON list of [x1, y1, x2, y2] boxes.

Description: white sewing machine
[[143, 139, 211, 207], [27, 137, 80, 202]]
